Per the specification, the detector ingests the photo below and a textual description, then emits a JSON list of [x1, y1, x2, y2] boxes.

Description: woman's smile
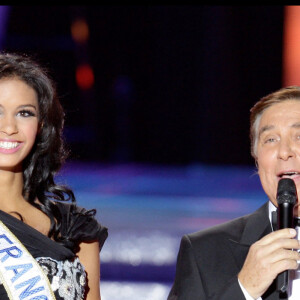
[[0, 78, 38, 171], [0, 140, 22, 153]]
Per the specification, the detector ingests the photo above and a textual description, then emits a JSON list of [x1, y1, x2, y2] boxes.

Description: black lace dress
[[0, 202, 108, 300]]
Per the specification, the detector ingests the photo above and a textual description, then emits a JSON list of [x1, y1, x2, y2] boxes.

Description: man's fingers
[[257, 228, 297, 246], [272, 258, 299, 275], [269, 248, 300, 264], [268, 238, 300, 253]]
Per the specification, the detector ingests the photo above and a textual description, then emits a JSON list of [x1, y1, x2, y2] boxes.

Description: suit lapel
[[228, 202, 279, 300], [229, 202, 271, 269]]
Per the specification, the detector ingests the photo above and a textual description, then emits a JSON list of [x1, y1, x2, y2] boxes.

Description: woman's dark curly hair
[[0, 52, 75, 243]]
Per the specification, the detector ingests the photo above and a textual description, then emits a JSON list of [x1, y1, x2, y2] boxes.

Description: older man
[[168, 86, 300, 300]]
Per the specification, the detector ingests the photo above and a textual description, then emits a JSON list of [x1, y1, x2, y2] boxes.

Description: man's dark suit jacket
[[167, 201, 284, 300]]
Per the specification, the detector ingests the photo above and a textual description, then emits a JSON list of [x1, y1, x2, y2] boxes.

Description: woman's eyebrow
[[17, 104, 38, 111], [0, 104, 38, 109]]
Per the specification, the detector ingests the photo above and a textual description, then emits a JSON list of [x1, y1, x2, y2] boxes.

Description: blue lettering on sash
[[0, 234, 13, 244], [15, 275, 44, 299], [5, 263, 33, 283], [0, 246, 23, 262], [0, 233, 49, 299]]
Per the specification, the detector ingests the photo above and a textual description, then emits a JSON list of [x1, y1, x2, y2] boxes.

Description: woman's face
[[0, 78, 39, 172], [256, 99, 300, 212]]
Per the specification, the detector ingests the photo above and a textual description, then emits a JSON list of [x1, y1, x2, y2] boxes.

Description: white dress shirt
[[239, 201, 300, 299]]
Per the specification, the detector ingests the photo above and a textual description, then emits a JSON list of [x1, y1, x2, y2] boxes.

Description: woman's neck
[[0, 170, 25, 211]]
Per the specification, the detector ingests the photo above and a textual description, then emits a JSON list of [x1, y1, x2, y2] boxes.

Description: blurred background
[[0, 5, 298, 299]]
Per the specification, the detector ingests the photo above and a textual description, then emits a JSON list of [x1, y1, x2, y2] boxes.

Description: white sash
[[0, 220, 56, 300]]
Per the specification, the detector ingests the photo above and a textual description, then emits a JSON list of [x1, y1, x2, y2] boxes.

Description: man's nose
[[278, 139, 296, 161]]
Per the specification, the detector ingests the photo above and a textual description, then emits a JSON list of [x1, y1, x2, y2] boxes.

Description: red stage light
[[76, 64, 94, 90]]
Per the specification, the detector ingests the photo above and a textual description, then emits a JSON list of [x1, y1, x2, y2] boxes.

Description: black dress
[[0, 202, 108, 300]]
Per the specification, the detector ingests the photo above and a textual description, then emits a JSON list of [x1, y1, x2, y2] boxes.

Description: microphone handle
[[276, 202, 294, 293]]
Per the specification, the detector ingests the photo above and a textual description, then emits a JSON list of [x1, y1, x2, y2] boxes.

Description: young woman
[[0, 52, 108, 300]]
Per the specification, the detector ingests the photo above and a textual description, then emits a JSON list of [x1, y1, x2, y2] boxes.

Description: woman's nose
[[0, 116, 18, 135]]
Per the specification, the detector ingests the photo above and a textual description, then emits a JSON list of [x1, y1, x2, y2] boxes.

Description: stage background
[[0, 5, 289, 299]]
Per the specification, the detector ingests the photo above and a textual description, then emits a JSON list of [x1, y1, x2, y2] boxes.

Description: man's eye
[[264, 137, 277, 143]]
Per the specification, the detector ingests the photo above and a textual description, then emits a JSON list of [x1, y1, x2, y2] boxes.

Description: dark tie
[[271, 210, 300, 230]]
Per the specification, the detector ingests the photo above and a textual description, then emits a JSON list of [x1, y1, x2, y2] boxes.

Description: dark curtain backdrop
[[5, 5, 284, 166]]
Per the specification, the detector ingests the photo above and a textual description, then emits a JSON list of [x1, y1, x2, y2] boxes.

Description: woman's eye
[[17, 110, 36, 117]]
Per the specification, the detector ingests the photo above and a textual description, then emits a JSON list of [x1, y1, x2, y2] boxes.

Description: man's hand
[[238, 228, 300, 299]]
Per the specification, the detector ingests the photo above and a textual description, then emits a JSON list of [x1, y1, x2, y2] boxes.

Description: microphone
[[276, 177, 297, 294]]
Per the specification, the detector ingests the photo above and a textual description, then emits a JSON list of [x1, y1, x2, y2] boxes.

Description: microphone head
[[277, 178, 297, 205]]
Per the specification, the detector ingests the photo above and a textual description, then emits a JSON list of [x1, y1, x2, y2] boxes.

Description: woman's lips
[[0, 141, 22, 154]]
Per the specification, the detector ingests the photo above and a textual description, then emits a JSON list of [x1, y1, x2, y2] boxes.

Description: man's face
[[256, 99, 300, 213]]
